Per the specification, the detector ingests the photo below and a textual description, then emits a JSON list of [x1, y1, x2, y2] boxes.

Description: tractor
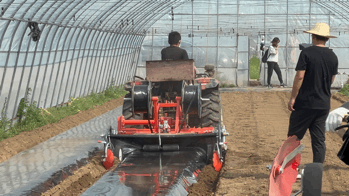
[[99, 59, 229, 172]]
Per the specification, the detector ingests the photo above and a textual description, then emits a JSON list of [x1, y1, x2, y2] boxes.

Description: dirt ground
[[2, 91, 349, 195], [42, 152, 120, 196], [215, 91, 349, 196]]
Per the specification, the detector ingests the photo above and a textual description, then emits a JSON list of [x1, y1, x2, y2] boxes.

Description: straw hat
[[303, 23, 337, 38]]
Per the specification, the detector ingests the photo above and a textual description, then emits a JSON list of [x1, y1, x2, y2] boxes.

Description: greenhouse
[[1, 1, 349, 195], [0, 0, 348, 123]]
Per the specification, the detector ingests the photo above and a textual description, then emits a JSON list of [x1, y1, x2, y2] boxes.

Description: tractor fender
[[195, 78, 219, 90]]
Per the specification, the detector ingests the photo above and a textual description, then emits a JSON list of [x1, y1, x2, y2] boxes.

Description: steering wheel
[[134, 76, 144, 80]]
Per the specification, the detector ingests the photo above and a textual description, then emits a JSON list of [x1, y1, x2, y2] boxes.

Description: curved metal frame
[[1, 0, 346, 123]]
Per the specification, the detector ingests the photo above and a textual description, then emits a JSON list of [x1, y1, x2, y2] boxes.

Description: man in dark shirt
[[287, 23, 338, 163], [161, 31, 189, 61]]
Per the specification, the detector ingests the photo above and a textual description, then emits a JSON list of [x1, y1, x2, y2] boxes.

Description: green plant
[[0, 84, 128, 141], [250, 55, 260, 80], [219, 83, 235, 88], [0, 98, 11, 138], [339, 84, 349, 96], [16, 88, 32, 123]]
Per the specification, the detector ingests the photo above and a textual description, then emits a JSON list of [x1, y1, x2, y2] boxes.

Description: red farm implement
[[100, 60, 229, 172]]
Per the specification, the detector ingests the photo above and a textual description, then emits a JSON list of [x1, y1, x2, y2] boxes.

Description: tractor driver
[[161, 31, 189, 61], [161, 31, 198, 75]]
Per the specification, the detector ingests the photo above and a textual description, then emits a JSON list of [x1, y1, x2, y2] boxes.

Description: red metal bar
[[158, 103, 177, 108], [153, 97, 159, 132], [123, 120, 155, 125], [117, 127, 214, 134], [175, 97, 181, 133]]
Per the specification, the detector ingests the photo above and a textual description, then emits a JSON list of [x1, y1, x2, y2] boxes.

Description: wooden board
[[146, 60, 195, 81]]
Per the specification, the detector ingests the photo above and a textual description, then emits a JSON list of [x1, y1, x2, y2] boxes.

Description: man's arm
[[331, 75, 336, 85], [288, 70, 305, 111], [291, 70, 305, 99]]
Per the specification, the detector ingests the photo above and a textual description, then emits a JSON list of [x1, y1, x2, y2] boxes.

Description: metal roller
[[132, 82, 152, 117], [143, 144, 179, 152], [182, 84, 202, 118]]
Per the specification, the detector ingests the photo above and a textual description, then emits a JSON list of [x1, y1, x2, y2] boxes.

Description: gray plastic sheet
[[82, 148, 207, 196], [0, 106, 122, 196]]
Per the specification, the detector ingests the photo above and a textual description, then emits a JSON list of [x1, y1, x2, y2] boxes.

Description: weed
[[339, 84, 349, 97], [0, 98, 10, 139], [0, 85, 127, 141], [250, 56, 260, 80], [219, 83, 235, 88]]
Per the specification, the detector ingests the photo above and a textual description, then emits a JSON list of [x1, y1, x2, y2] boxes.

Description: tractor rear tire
[[201, 89, 222, 128], [122, 93, 143, 128]]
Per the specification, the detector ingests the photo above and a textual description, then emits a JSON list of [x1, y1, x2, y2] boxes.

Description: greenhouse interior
[[1, 0, 349, 121]]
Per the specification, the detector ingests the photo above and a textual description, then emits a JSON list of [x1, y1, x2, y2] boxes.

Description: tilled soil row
[[2, 91, 349, 196], [44, 91, 348, 196], [42, 152, 120, 196], [0, 97, 124, 164], [215, 91, 349, 196]]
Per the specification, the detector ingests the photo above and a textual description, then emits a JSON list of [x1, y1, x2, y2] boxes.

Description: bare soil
[[42, 152, 120, 196], [2, 91, 349, 196], [188, 165, 220, 196], [215, 91, 349, 196]]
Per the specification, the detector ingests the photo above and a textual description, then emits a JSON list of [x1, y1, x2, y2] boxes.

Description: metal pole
[[8, 1, 38, 121], [216, 0, 219, 77], [117, 0, 169, 85], [95, 32, 114, 93], [89, 31, 108, 95], [151, 27, 154, 60], [30, 1, 57, 106], [70, 29, 93, 99], [236, 0, 239, 86], [80, 1, 132, 96], [49, 27, 71, 107], [285, 0, 289, 86], [263, 0, 266, 86], [37, 0, 66, 108], [309, 1, 312, 42], [44, 26, 65, 108], [62, 28, 84, 103], [100, 32, 119, 90], [133, 36, 146, 79], [85, 31, 105, 96], [191, 0, 194, 58]]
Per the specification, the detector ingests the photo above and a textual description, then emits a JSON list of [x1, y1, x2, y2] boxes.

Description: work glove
[[325, 107, 349, 132]]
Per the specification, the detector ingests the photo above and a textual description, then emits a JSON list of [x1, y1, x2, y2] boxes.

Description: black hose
[[148, 114, 153, 133], [179, 90, 196, 133]]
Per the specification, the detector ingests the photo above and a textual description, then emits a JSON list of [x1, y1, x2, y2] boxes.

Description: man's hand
[[325, 107, 349, 132], [288, 98, 295, 111]]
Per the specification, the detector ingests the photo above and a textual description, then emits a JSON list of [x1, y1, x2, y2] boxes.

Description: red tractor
[[101, 60, 229, 171]]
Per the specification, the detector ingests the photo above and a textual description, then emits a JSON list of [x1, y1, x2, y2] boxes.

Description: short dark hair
[[168, 31, 181, 45], [271, 37, 280, 43], [313, 34, 329, 42]]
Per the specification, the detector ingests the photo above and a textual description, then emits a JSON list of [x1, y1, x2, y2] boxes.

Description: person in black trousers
[[288, 23, 338, 164], [266, 37, 285, 88]]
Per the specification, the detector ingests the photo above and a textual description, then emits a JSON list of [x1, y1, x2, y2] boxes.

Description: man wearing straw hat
[[287, 23, 338, 163]]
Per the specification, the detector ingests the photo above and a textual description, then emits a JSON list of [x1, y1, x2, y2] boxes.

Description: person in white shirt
[[267, 37, 285, 88]]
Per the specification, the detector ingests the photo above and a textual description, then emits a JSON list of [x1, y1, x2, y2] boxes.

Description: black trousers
[[267, 62, 283, 85], [288, 109, 329, 163]]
